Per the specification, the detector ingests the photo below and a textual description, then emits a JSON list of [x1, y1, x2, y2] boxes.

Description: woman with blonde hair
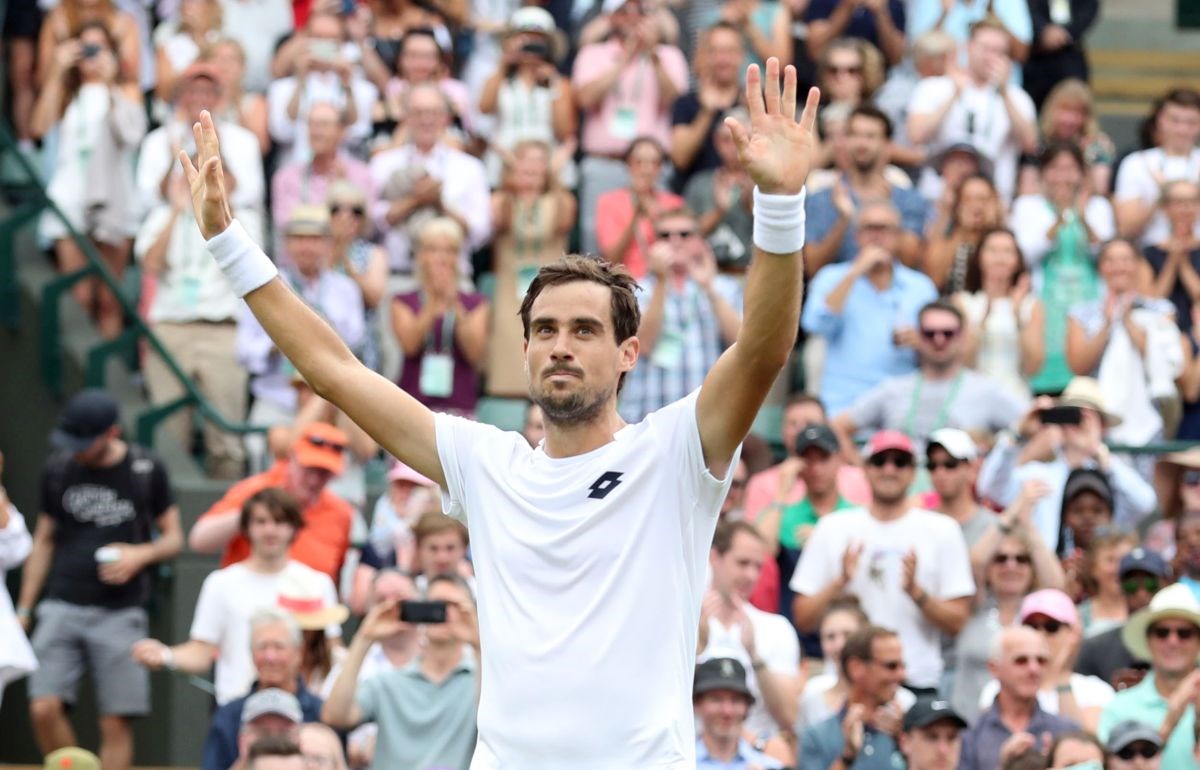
[[1018, 79, 1116, 197], [487, 140, 575, 397], [391, 218, 489, 416]]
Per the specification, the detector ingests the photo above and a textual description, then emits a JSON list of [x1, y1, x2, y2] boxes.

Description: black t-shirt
[[1073, 624, 1141, 687], [40, 446, 175, 608], [670, 92, 726, 191], [1143, 244, 1200, 335]]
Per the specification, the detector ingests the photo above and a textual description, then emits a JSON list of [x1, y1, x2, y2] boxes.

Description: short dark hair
[[239, 487, 305, 538], [848, 104, 893, 139], [1039, 139, 1086, 172], [426, 572, 475, 602], [964, 228, 1025, 293], [411, 510, 469, 547], [711, 520, 763, 555], [1047, 732, 1106, 767], [1163, 87, 1200, 112], [519, 255, 642, 390], [917, 299, 964, 328], [822, 596, 869, 630], [247, 736, 302, 768], [400, 27, 441, 54], [622, 135, 665, 164], [840, 625, 897, 679]]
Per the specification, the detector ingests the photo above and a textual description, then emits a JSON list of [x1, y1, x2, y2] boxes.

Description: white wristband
[[205, 220, 278, 298], [161, 645, 175, 670], [752, 186, 807, 255]]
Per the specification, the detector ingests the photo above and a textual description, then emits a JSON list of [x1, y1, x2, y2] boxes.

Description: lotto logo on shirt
[[588, 471, 624, 500], [62, 484, 136, 527]]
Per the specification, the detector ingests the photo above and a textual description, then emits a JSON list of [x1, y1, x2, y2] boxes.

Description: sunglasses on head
[[656, 228, 695, 240], [1149, 624, 1199, 641], [992, 552, 1031, 566], [926, 458, 961, 472], [1024, 619, 1065, 635], [1115, 744, 1160, 761], [868, 452, 913, 469], [306, 436, 346, 454], [920, 327, 960, 342], [1183, 470, 1200, 487], [330, 204, 366, 217], [1121, 576, 1161, 595]]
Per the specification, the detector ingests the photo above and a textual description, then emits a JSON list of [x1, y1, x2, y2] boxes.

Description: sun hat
[[277, 570, 350, 630], [1121, 583, 1200, 663]]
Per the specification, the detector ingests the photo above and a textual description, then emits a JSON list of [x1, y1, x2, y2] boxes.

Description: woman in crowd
[[152, 0, 221, 104], [378, 27, 474, 148], [1018, 79, 1116, 197], [1012, 141, 1115, 395], [817, 37, 882, 110], [201, 37, 270, 153], [391, 218, 489, 416], [486, 141, 575, 397], [278, 577, 349, 696], [956, 228, 1045, 401], [31, 20, 146, 339], [478, 7, 577, 189], [1141, 180, 1200, 336], [685, 108, 755, 273], [37, 0, 141, 87], [1077, 531, 1137, 637], [1066, 239, 1184, 447], [366, 0, 449, 77], [926, 173, 1004, 291], [328, 181, 389, 374], [596, 137, 683, 279]]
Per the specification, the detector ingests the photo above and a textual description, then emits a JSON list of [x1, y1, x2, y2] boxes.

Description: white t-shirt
[[435, 389, 736, 769], [977, 672, 1115, 712], [789, 508, 976, 688], [699, 603, 802, 737], [1113, 147, 1200, 246], [189, 560, 342, 704], [908, 76, 1036, 202]]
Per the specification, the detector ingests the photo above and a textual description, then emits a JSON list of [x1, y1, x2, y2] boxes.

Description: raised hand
[[179, 111, 233, 240], [724, 58, 820, 196]]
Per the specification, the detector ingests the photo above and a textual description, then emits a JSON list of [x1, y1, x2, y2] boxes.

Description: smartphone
[[1040, 405, 1082, 425], [309, 39, 339, 62], [400, 600, 448, 624], [81, 43, 102, 59]]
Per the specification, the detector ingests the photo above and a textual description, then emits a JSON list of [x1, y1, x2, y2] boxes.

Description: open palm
[[179, 110, 233, 240], [725, 58, 820, 196]]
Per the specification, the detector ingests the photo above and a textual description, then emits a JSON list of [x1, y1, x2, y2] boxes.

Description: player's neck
[[543, 410, 627, 459]]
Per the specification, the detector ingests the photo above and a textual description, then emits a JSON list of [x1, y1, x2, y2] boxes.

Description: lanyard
[[964, 87, 997, 144], [903, 369, 965, 439], [422, 295, 457, 354], [612, 52, 647, 105]]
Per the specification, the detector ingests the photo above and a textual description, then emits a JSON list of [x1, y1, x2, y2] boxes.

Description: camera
[[1039, 406, 1082, 426], [81, 43, 102, 59], [400, 599, 448, 624]]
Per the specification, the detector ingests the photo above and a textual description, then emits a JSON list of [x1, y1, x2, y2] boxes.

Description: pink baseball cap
[[864, 430, 915, 459], [1019, 589, 1079, 627], [387, 459, 435, 487]]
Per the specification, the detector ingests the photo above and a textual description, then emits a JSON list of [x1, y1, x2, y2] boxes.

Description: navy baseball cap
[[1119, 547, 1169, 579], [795, 423, 839, 455], [903, 698, 967, 732], [50, 389, 119, 452]]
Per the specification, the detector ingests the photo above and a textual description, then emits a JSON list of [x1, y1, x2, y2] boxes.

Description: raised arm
[[182, 112, 445, 487], [697, 60, 819, 474]]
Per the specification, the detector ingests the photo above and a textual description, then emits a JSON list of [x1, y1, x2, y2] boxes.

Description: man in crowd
[[410, 510, 472, 592], [202, 609, 324, 770], [669, 22, 745, 190], [693, 657, 785, 769], [1099, 583, 1200, 767], [907, 18, 1038, 203], [791, 431, 975, 694], [132, 488, 341, 705], [245, 735, 305, 770], [804, 106, 927, 274], [803, 200, 938, 415], [619, 206, 743, 422], [189, 423, 354, 585], [959, 626, 1078, 770], [800, 626, 909, 770], [923, 428, 993, 546], [369, 83, 491, 275], [698, 521, 802, 737], [572, 0, 688, 253], [322, 575, 479, 770], [1114, 88, 1200, 245], [19, 391, 182, 770], [833, 300, 1026, 453], [1105, 721, 1164, 770], [1075, 547, 1166, 688], [899, 698, 968, 770]]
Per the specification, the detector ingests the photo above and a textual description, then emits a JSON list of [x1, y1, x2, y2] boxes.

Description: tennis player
[[183, 57, 818, 770]]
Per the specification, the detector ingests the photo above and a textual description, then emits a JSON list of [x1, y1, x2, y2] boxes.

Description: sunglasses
[[873, 659, 904, 671], [330, 204, 366, 217], [992, 552, 1032, 566], [1183, 470, 1200, 486], [1115, 744, 1160, 761], [656, 228, 695, 240], [920, 327, 960, 342], [1012, 654, 1049, 667], [1149, 625, 1199, 641], [926, 458, 961, 472], [1121, 577, 1161, 595], [306, 436, 346, 454], [858, 222, 897, 233], [828, 64, 863, 75], [868, 452, 914, 469], [1024, 619, 1065, 635]]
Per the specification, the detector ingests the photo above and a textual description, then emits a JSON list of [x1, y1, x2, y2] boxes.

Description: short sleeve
[[1114, 152, 1152, 204], [648, 389, 740, 503], [932, 520, 976, 600], [803, 189, 838, 247], [434, 412, 508, 523], [671, 94, 698, 127], [762, 616, 801, 674], [788, 516, 840, 595], [149, 455, 176, 518], [907, 77, 952, 119], [355, 672, 382, 721], [570, 43, 605, 88], [189, 572, 225, 645], [843, 380, 892, 430]]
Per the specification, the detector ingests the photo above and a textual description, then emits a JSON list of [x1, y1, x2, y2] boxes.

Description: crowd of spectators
[[4, 0, 1200, 767]]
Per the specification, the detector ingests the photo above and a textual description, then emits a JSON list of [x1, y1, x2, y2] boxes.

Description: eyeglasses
[[1011, 654, 1049, 667], [656, 228, 695, 240], [1183, 470, 1200, 486], [1121, 577, 1161, 595], [1149, 625, 1199, 641], [828, 64, 863, 75], [1115, 743, 1161, 761], [926, 458, 961, 472], [1024, 619, 1065, 635], [331, 204, 366, 217], [306, 436, 347, 453], [920, 327, 960, 342], [992, 552, 1032, 566], [867, 452, 914, 469]]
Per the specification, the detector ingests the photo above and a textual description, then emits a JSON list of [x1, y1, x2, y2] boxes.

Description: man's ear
[[620, 336, 640, 373]]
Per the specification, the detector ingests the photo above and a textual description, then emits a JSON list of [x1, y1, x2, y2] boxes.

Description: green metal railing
[[0, 118, 266, 450]]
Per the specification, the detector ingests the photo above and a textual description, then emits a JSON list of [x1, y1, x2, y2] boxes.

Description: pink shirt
[[270, 152, 375, 260], [571, 40, 688, 157], [595, 187, 682, 278]]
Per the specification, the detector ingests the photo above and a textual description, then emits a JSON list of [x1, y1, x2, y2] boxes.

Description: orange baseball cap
[[291, 422, 348, 475]]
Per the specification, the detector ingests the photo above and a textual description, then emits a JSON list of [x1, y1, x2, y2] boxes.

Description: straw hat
[[499, 6, 567, 63], [277, 571, 349, 630], [1059, 377, 1123, 427], [1162, 447, 1200, 469], [1121, 583, 1200, 663]]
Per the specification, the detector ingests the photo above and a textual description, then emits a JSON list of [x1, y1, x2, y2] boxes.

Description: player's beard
[[530, 377, 614, 427]]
